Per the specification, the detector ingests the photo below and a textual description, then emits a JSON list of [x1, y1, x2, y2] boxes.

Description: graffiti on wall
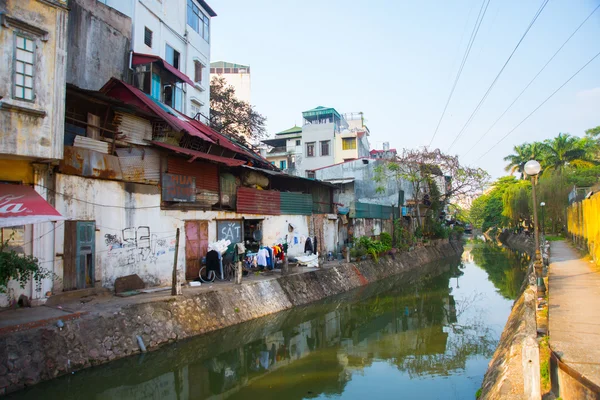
[[105, 226, 175, 267]]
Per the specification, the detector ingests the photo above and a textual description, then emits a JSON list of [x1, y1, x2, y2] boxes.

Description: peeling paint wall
[[53, 174, 321, 289], [66, 0, 132, 90], [0, 0, 68, 160]]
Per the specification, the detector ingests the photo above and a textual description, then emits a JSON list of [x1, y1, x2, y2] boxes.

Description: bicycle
[[198, 253, 237, 283]]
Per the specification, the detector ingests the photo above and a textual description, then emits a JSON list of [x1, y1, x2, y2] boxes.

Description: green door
[[76, 221, 95, 289]]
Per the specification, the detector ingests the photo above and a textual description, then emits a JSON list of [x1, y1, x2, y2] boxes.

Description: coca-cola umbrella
[[0, 184, 65, 228]]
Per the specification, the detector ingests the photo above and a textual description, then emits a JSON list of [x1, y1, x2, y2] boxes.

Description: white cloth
[[208, 239, 231, 254], [257, 248, 268, 267]]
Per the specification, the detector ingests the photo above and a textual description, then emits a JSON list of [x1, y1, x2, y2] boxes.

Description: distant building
[[98, 0, 216, 121], [261, 126, 302, 172], [210, 61, 251, 104], [370, 142, 397, 160]]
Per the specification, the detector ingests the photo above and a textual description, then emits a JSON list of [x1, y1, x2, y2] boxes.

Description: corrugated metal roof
[[237, 187, 280, 215], [152, 141, 246, 167], [116, 148, 160, 184], [240, 165, 337, 188], [167, 156, 219, 192], [59, 146, 123, 180], [114, 112, 153, 146], [132, 53, 194, 86], [280, 192, 312, 215]]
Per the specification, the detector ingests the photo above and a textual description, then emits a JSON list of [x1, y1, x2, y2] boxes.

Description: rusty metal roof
[[151, 141, 246, 167]]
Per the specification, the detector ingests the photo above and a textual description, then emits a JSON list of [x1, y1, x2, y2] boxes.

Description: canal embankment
[[0, 238, 462, 395], [479, 232, 539, 400]]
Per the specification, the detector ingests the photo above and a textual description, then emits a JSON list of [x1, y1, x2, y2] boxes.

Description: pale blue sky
[[209, 0, 600, 178]]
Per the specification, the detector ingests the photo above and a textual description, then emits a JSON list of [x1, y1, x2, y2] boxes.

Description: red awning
[[151, 141, 247, 167], [0, 185, 64, 228], [131, 52, 195, 86]]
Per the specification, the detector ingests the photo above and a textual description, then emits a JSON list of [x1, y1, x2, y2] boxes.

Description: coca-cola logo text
[[0, 195, 28, 214]]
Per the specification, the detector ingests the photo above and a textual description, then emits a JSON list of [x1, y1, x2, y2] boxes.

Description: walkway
[[549, 240, 600, 388]]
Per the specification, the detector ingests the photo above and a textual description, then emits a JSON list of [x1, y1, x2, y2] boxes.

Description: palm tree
[[503, 143, 544, 179], [541, 133, 595, 174]]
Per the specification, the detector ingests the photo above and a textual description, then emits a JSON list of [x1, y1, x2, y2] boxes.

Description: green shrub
[[0, 235, 54, 295], [380, 232, 392, 249]]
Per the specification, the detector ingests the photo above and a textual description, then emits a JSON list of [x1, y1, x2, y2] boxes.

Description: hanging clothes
[[304, 237, 313, 254], [206, 250, 220, 273], [257, 248, 269, 267]]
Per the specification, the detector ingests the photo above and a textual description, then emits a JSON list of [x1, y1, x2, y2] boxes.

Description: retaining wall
[[0, 239, 462, 395]]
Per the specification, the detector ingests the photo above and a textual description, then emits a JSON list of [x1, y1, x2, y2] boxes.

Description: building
[[0, 0, 69, 306], [370, 142, 397, 160], [97, 0, 216, 121], [210, 61, 251, 104], [261, 126, 302, 172], [261, 108, 372, 178]]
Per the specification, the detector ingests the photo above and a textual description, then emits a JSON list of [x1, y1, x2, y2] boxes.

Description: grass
[[539, 336, 551, 393], [475, 388, 482, 399], [544, 235, 564, 242]]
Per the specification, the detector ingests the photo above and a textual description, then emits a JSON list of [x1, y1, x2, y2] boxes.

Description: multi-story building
[[210, 61, 251, 104], [370, 142, 397, 160], [98, 0, 216, 121], [262, 107, 372, 178], [0, 0, 69, 306], [261, 126, 302, 172]]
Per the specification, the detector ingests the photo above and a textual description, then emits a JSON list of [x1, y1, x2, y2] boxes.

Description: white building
[[262, 107, 371, 178], [98, 0, 216, 121], [210, 61, 251, 104]]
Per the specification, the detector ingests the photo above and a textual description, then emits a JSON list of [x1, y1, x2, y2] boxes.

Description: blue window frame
[[280, 160, 287, 170]]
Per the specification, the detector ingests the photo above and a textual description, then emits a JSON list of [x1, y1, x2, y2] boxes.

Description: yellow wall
[[568, 192, 600, 266], [0, 159, 33, 184]]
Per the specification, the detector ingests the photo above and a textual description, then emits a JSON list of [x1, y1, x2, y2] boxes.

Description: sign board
[[162, 173, 196, 202], [217, 220, 242, 243]]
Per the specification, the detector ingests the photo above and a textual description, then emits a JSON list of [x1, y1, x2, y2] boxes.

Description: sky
[[208, 0, 600, 178]]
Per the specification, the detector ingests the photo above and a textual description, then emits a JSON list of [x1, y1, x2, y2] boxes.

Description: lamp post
[[524, 160, 545, 295], [540, 202, 546, 236]]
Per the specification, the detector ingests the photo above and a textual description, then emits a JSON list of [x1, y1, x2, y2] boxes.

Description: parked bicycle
[[198, 252, 236, 283]]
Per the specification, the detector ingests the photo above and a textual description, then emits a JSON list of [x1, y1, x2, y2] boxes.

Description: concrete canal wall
[[0, 239, 462, 395], [479, 232, 538, 400]]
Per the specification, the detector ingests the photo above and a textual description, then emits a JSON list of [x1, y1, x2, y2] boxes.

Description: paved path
[[549, 240, 600, 388]]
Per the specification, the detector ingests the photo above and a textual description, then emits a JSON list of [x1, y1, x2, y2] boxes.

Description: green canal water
[[9, 243, 529, 400]]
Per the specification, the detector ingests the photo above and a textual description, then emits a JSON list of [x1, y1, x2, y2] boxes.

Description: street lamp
[[524, 160, 545, 295], [540, 202, 546, 236]]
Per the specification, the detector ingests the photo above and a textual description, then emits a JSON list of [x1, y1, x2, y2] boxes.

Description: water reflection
[[10, 248, 527, 400], [467, 244, 530, 300]]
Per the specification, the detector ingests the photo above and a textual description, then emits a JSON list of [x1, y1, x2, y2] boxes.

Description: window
[[151, 73, 161, 100], [194, 61, 203, 83], [144, 27, 153, 47], [320, 140, 330, 156], [187, 0, 210, 42], [280, 160, 287, 170], [342, 137, 356, 150], [165, 44, 180, 69], [295, 139, 301, 146], [307, 171, 316, 179], [14, 35, 35, 101], [190, 100, 202, 117], [306, 142, 315, 157], [164, 83, 184, 112]]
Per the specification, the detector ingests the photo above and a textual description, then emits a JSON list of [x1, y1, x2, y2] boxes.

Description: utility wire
[[427, 0, 492, 148], [33, 184, 163, 210], [446, 0, 550, 152], [463, 3, 600, 158], [474, 48, 600, 162]]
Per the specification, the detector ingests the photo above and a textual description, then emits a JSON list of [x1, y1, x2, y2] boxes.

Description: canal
[[9, 243, 529, 400]]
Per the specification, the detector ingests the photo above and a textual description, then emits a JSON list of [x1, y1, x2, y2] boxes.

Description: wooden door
[[63, 221, 95, 291], [185, 221, 208, 280]]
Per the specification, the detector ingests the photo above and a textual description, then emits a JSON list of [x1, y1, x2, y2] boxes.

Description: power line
[[474, 48, 600, 162], [34, 184, 163, 210], [462, 3, 600, 158], [427, 0, 492, 148], [446, 0, 550, 152]]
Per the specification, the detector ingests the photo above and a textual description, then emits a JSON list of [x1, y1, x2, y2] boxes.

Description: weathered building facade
[[0, 0, 69, 306]]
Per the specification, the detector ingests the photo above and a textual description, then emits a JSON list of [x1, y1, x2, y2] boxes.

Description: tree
[[541, 133, 595, 174], [375, 148, 490, 229], [502, 180, 531, 228], [503, 142, 544, 179], [585, 125, 600, 138], [208, 76, 267, 143], [0, 235, 53, 296], [469, 176, 518, 232]]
